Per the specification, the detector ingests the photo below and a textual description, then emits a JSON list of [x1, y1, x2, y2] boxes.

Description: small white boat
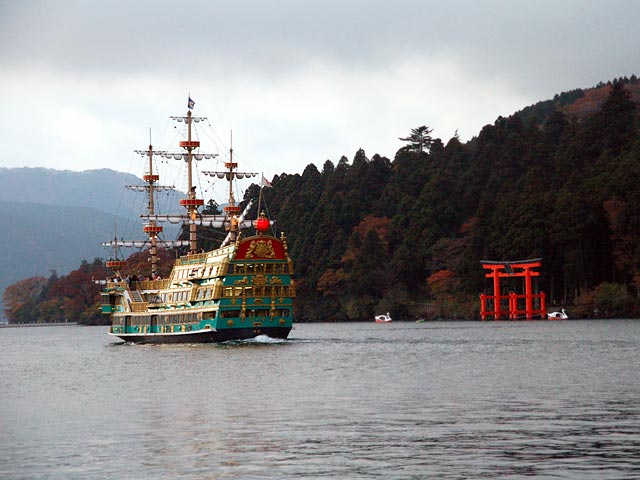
[[375, 312, 392, 323], [548, 308, 568, 320]]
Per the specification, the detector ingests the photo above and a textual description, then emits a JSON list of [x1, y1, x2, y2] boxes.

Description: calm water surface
[[1, 320, 639, 479]]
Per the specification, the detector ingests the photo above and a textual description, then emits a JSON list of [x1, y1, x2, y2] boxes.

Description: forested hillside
[[5, 78, 640, 323], [251, 78, 640, 321]]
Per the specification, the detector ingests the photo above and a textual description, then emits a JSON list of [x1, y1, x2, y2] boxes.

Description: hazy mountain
[[0, 200, 127, 316], [0, 167, 146, 215], [0, 168, 183, 319]]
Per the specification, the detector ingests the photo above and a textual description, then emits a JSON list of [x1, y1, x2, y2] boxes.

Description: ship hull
[[108, 326, 292, 344]]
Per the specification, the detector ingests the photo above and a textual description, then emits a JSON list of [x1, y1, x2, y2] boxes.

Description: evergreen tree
[[399, 125, 434, 153]]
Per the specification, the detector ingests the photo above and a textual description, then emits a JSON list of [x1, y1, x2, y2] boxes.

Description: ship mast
[[225, 132, 242, 244], [136, 100, 258, 251], [203, 131, 257, 246], [141, 142, 163, 276], [173, 109, 205, 254], [103, 144, 185, 278], [105, 223, 127, 275]]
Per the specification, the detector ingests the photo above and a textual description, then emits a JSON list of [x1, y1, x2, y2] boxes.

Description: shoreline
[[0, 322, 78, 328]]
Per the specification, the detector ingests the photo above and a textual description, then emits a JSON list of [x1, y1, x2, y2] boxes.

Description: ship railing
[[136, 279, 170, 291], [176, 252, 208, 266], [130, 302, 148, 313], [106, 279, 169, 291], [107, 280, 127, 289]]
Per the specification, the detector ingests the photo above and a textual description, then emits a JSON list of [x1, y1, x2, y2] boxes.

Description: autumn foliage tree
[[2, 249, 178, 324], [3, 276, 48, 323]]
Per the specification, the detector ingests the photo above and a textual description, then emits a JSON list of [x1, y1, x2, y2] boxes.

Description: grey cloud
[[3, 0, 638, 87]]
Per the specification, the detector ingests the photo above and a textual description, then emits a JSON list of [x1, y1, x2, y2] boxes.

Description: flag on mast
[[188, 97, 195, 110], [260, 174, 272, 188]]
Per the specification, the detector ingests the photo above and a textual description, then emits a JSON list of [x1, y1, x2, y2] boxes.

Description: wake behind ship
[[100, 100, 295, 343]]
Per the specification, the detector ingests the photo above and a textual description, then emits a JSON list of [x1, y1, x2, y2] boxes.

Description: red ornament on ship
[[255, 213, 270, 234]]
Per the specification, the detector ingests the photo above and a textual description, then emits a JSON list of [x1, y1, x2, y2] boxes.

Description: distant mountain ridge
[[0, 200, 136, 318], [0, 168, 183, 320], [0, 167, 144, 215]]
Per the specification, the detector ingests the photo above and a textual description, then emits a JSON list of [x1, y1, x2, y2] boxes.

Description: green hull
[[108, 325, 291, 344]]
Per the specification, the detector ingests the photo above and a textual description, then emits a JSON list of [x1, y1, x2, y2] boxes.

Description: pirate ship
[[100, 101, 295, 343]]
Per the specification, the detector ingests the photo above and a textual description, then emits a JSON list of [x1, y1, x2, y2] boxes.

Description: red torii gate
[[479, 259, 547, 320]]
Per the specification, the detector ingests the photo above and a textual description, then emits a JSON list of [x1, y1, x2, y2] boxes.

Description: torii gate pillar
[[480, 259, 547, 320]]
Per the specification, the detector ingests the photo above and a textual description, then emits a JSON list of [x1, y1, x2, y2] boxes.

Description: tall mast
[[226, 132, 240, 211], [203, 131, 257, 246], [120, 145, 177, 277], [142, 142, 162, 276], [176, 109, 205, 254]]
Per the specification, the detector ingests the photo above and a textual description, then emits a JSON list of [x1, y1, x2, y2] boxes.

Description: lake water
[[1, 320, 639, 479]]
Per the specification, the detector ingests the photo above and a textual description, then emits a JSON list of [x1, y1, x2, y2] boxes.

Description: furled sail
[[158, 152, 218, 162], [102, 239, 190, 248], [170, 115, 207, 123], [202, 171, 258, 180], [125, 185, 175, 192], [139, 214, 189, 224], [139, 214, 256, 229]]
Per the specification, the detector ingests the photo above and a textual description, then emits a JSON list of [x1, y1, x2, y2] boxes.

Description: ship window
[[255, 264, 265, 273], [235, 264, 245, 274], [224, 287, 233, 297], [221, 310, 241, 318], [246, 264, 255, 274]]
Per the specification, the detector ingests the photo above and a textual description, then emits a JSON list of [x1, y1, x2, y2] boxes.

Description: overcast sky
[[1, 0, 639, 200]]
